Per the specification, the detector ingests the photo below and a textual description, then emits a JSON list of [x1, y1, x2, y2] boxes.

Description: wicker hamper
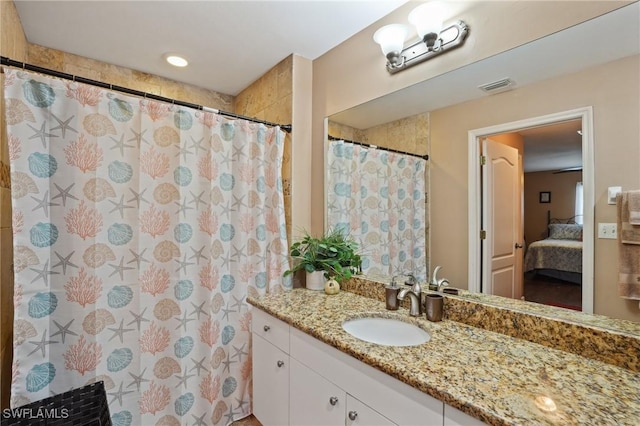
[[1, 381, 111, 426]]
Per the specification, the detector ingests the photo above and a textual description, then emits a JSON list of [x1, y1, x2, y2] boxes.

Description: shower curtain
[[327, 140, 427, 280], [4, 68, 290, 425]]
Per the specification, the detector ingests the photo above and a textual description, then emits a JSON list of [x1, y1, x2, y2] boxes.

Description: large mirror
[[326, 3, 640, 323]]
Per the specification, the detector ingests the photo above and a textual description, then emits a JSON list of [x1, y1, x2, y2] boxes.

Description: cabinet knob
[[348, 411, 358, 420], [277, 360, 285, 367], [329, 397, 338, 406], [263, 325, 270, 332]]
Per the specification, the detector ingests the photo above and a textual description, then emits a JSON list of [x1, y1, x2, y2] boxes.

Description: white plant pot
[[306, 270, 326, 291]]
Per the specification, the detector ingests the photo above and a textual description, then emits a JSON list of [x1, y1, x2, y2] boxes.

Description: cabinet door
[[346, 394, 396, 426], [290, 358, 345, 426], [253, 334, 289, 426]]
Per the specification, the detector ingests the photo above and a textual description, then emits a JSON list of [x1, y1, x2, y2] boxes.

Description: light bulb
[[408, 2, 445, 45], [165, 54, 188, 67], [373, 24, 408, 57]]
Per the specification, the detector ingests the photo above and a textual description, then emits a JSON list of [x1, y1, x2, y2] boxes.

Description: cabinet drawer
[[252, 308, 290, 353]]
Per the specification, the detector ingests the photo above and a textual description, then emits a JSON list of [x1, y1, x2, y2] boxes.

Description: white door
[[482, 138, 523, 299]]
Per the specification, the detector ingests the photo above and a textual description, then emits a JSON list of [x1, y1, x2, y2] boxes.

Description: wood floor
[[523, 271, 582, 310]]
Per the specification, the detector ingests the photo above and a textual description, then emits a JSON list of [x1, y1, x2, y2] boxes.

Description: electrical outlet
[[598, 223, 617, 239]]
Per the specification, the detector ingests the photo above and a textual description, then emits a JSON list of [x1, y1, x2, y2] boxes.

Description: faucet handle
[[437, 278, 450, 292], [404, 274, 417, 286]]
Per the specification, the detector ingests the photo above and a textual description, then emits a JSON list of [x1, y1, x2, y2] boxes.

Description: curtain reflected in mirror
[[326, 130, 428, 280]]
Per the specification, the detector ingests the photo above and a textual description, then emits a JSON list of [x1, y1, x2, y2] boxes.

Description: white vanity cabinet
[[252, 309, 290, 426], [252, 308, 485, 426]]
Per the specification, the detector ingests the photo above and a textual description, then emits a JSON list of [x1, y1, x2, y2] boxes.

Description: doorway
[[468, 107, 594, 313]]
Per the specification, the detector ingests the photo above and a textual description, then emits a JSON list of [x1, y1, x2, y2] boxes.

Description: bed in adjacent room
[[524, 220, 583, 284]]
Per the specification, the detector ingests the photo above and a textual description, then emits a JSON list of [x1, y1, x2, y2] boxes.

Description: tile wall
[[0, 0, 27, 409], [328, 112, 429, 156], [235, 56, 294, 242]]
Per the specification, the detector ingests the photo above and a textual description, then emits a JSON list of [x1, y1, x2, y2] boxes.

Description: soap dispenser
[[385, 276, 400, 310]]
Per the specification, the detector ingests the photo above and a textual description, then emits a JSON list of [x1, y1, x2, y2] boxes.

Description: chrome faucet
[[429, 266, 450, 292], [396, 274, 422, 316]]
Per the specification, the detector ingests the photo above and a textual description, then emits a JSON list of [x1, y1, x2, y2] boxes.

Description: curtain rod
[[328, 134, 428, 160], [1, 56, 292, 133]]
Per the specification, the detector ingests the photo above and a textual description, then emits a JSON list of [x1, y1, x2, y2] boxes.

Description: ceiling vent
[[478, 78, 515, 94]]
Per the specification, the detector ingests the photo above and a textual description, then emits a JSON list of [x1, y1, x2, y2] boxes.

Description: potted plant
[[284, 228, 362, 290]]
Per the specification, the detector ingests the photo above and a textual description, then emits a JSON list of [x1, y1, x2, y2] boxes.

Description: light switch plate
[[608, 186, 622, 204], [598, 223, 617, 239]]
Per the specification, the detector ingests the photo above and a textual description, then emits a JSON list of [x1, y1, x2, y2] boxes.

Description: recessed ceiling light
[[164, 54, 188, 67]]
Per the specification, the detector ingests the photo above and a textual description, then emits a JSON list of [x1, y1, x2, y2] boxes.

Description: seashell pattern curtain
[[327, 140, 427, 280], [4, 68, 290, 424]]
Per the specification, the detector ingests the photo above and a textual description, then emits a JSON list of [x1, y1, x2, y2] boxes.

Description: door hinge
[[480, 155, 486, 166], [480, 230, 487, 239]]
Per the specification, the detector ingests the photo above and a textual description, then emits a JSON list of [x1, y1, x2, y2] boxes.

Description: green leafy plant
[[283, 228, 362, 283]]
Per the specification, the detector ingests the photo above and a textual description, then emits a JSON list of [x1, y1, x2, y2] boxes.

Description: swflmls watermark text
[[2, 407, 70, 420]]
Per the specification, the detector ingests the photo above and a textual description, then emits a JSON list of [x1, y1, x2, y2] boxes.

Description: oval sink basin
[[342, 317, 430, 346]]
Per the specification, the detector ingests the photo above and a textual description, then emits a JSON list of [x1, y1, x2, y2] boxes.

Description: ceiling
[[518, 120, 582, 173], [13, 0, 408, 96]]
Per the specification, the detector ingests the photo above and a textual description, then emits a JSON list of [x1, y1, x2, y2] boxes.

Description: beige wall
[[311, 1, 637, 321], [487, 133, 524, 155], [290, 55, 314, 240], [524, 171, 582, 243], [430, 55, 640, 321]]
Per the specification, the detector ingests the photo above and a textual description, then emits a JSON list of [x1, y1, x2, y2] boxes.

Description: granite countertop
[[247, 288, 640, 426]]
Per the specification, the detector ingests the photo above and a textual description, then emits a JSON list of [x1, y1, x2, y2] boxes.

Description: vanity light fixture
[[373, 1, 468, 74], [164, 53, 189, 68]]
